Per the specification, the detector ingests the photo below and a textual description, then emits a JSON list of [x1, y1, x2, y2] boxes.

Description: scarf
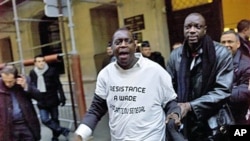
[[34, 63, 49, 92], [177, 35, 216, 102]]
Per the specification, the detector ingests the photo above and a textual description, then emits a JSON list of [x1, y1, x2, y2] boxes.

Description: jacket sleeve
[[166, 47, 182, 91], [25, 76, 43, 100], [53, 70, 65, 101], [231, 58, 250, 103], [82, 94, 108, 131], [164, 99, 181, 116]]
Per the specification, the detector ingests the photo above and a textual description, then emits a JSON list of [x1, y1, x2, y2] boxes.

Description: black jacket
[[29, 67, 65, 108], [166, 41, 233, 140], [229, 50, 250, 124], [149, 51, 166, 69]]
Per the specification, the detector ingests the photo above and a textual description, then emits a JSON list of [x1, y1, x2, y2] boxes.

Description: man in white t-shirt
[[73, 27, 181, 141]]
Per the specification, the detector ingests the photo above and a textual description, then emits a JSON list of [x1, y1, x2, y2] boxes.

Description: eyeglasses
[[114, 38, 133, 46], [184, 24, 205, 30]]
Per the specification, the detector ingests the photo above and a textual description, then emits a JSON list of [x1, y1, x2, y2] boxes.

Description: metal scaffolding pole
[[12, 0, 25, 74], [57, 0, 78, 129], [66, 0, 77, 54]]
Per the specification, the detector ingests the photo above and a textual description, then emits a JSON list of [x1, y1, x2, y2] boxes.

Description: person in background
[[72, 27, 181, 141], [237, 19, 250, 123], [220, 30, 250, 124], [237, 19, 250, 57], [29, 54, 70, 141], [0, 64, 42, 141], [102, 41, 116, 68], [141, 40, 166, 69], [166, 12, 233, 141], [172, 42, 183, 50], [133, 33, 141, 52]]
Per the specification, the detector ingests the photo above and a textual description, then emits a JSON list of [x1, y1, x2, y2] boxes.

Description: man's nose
[[121, 40, 127, 46], [189, 26, 196, 32], [224, 42, 231, 47]]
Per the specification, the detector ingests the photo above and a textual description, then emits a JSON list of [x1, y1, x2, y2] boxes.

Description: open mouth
[[118, 52, 129, 59]]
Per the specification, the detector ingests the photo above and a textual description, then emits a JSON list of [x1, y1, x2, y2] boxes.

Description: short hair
[[133, 34, 138, 40], [141, 41, 150, 48], [237, 19, 250, 32], [112, 27, 134, 45], [34, 54, 45, 62], [185, 12, 206, 25], [107, 41, 112, 47], [221, 30, 240, 41], [0, 64, 18, 78]]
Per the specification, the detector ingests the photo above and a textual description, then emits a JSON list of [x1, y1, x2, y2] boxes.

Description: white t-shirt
[[76, 53, 177, 141]]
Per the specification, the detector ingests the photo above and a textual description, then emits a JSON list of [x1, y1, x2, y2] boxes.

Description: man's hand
[[60, 100, 66, 106], [178, 102, 191, 118], [166, 113, 181, 126], [16, 75, 28, 90]]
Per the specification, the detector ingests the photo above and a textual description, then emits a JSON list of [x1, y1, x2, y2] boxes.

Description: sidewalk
[[40, 113, 110, 141]]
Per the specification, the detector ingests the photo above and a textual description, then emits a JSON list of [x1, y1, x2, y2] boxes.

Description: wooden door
[[165, 0, 223, 50]]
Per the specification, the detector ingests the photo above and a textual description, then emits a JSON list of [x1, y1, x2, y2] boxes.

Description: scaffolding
[[0, 0, 82, 130]]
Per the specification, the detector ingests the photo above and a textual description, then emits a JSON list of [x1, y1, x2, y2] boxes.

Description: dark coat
[[29, 67, 65, 108], [0, 78, 41, 141], [238, 35, 250, 57], [149, 51, 166, 69], [229, 50, 250, 124], [166, 41, 233, 140], [102, 55, 114, 69]]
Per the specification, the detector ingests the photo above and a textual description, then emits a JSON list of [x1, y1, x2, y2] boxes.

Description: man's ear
[[204, 26, 207, 34]]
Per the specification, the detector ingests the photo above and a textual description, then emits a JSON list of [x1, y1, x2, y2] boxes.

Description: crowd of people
[[72, 12, 250, 141], [0, 11, 249, 141]]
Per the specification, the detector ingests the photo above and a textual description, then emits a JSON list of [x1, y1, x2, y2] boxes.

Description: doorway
[[165, 0, 223, 50], [0, 37, 13, 63], [90, 4, 119, 74]]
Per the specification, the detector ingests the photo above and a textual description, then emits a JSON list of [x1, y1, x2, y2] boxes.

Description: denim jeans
[[39, 106, 61, 138]]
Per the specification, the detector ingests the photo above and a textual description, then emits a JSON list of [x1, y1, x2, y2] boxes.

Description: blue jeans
[[39, 106, 61, 138]]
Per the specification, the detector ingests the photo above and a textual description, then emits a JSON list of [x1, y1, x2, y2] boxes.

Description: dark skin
[[112, 29, 139, 69], [183, 13, 207, 52], [179, 13, 208, 118], [72, 28, 180, 141]]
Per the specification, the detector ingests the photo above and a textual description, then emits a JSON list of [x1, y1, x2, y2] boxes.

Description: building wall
[[117, 0, 170, 61], [222, 0, 250, 30], [0, 0, 170, 94], [2, 0, 248, 92]]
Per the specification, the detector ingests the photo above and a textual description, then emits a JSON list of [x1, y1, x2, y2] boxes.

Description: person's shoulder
[[29, 69, 35, 73], [239, 51, 250, 64], [151, 51, 162, 56], [169, 45, 182, 58], [213, 41, 231, 55]]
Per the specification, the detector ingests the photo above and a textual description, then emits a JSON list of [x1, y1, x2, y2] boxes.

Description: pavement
[[40, 82, 111, 141], [40, 113, 111, 141]]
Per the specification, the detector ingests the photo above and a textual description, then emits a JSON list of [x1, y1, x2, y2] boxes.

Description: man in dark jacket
[[166, 13, 234, 141], [237, 19, 250, 57], [237, 19, 250, 123], [0, 65, 41, 141], [140, 40, 166, 69], [220, 30, 250, 124], [29, 54, 69, 141]]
